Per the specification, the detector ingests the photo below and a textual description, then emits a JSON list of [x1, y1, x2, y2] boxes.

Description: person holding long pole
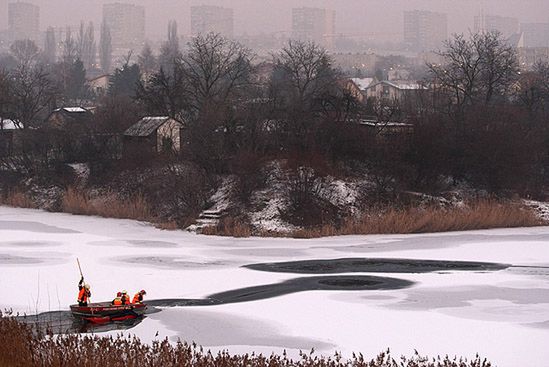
[[77, 258, 91, 306]]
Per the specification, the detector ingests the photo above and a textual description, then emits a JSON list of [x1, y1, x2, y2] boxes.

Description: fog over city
[[3, 1, 549, 366], [1, 0, 548, 40]]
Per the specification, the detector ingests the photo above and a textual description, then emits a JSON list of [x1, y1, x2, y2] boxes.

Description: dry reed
[[202, 216, 253, 237], [293, 200, 543, 238], [0, 314, 492, 367], [155, 221, 179, 230], [62, 187, 151, 221], [0, 190, 35, 209]]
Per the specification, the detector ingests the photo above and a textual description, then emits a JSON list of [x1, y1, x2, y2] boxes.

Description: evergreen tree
[[65, 59, 88, 102], [108, 63, 141, 98], [138, 43, 157, 75]]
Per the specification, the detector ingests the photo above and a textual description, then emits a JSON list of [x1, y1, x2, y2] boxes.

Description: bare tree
[[99, 22, 112, 74], [428, 31, 519, 116], [10, 40, 40, 69], [272, 40, 337, 111], [61, 27, 78, 64], [9, 65, 56, 129], [270, 40, 339, 145], [182, 33, 253, 115], [136, 66, 188, 121], [158, 20, 181, 75], [77, 22, 96, 70]]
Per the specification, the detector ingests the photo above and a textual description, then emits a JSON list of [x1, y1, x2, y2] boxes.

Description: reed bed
[[0, 314, 492, 367], [0, 190, 36, 209], [62, 187, 151, 221], [291, 200, 542, 238], [202, 216, 252, 237]]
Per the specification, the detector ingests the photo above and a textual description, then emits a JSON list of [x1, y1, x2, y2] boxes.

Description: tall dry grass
[[0, 190, 35, 209], [202, 216, 252, 237], [62, 187, 151, 221], [0, 314, 492, 367], [292, 200, 543, 238]]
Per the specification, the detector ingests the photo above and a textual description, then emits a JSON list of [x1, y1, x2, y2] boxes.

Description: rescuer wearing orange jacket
[[132, 290, 147, 304], [77, 277, 91, 306], [120, 290, 130, 305], [112, 292, 123, 305]]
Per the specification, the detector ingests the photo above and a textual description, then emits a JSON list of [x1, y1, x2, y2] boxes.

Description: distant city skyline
[[8, 1, 39, 42], [292, 7, 336, 49], [1, 0, 548, 43], [191, 5, 234, 39]]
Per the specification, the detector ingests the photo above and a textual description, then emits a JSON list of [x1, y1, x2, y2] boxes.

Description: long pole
[[77, 258, 83, 279]]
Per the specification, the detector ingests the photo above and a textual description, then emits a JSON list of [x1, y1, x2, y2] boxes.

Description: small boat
[[70, 302, 147, 324]]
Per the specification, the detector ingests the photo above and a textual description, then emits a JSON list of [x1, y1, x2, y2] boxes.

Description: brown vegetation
[[0, 190, 36, 209], [202, 216, 253, 238], [292, 200, 543, 238], [0, 314, 492, 367], [61, 187, 151, 221]]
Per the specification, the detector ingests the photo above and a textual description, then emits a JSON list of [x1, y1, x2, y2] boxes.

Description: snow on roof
[[368, 80, 427, 90], [350, 78, 374, 91], [359, 119, 413, 127], [0, 119, 19, 130], [64, 107, 88, 113], [389, 80, 426, 90], [124, 116, 177, 137], [53, 107, 89, 114]]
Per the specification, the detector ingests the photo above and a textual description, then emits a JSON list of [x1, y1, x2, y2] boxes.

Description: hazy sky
[[1, 0, 548, 40]]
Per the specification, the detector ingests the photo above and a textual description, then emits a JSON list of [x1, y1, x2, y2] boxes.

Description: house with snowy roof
[[46, 107, 94, 131], [365, 80, 428, 103], [123, 116, 184, 155], [0, 118, 21, 156]]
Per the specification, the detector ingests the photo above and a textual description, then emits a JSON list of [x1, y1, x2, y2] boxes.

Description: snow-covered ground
[[1, 206, 549, 366]]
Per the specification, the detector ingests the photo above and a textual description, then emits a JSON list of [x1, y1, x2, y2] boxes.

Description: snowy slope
[[1, 206, 549, 366]]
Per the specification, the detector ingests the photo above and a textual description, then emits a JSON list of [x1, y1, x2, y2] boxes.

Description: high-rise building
[[8, 2, 40, 42], [292, 7, 336, 49], [474, 14, 519, 38], [521, 23, 549, 48], [102, 3, 145, 51], [403, 10, 448, 52], [191, 5, 234, 39]]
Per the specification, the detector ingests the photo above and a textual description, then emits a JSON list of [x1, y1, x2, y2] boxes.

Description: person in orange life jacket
[[132, 290, 147, 304], [112, 292, 123, 305], [77, 277, 91, 306], [120, 290, 130, 305]]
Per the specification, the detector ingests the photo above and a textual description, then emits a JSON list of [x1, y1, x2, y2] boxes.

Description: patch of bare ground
[[0, 314, 492, 367]]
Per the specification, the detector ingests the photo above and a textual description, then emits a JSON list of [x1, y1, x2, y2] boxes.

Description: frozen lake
[[1, 206, 549, 366]]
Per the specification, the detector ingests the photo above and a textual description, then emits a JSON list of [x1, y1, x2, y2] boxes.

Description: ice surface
[[1, 206, 549, 367]]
